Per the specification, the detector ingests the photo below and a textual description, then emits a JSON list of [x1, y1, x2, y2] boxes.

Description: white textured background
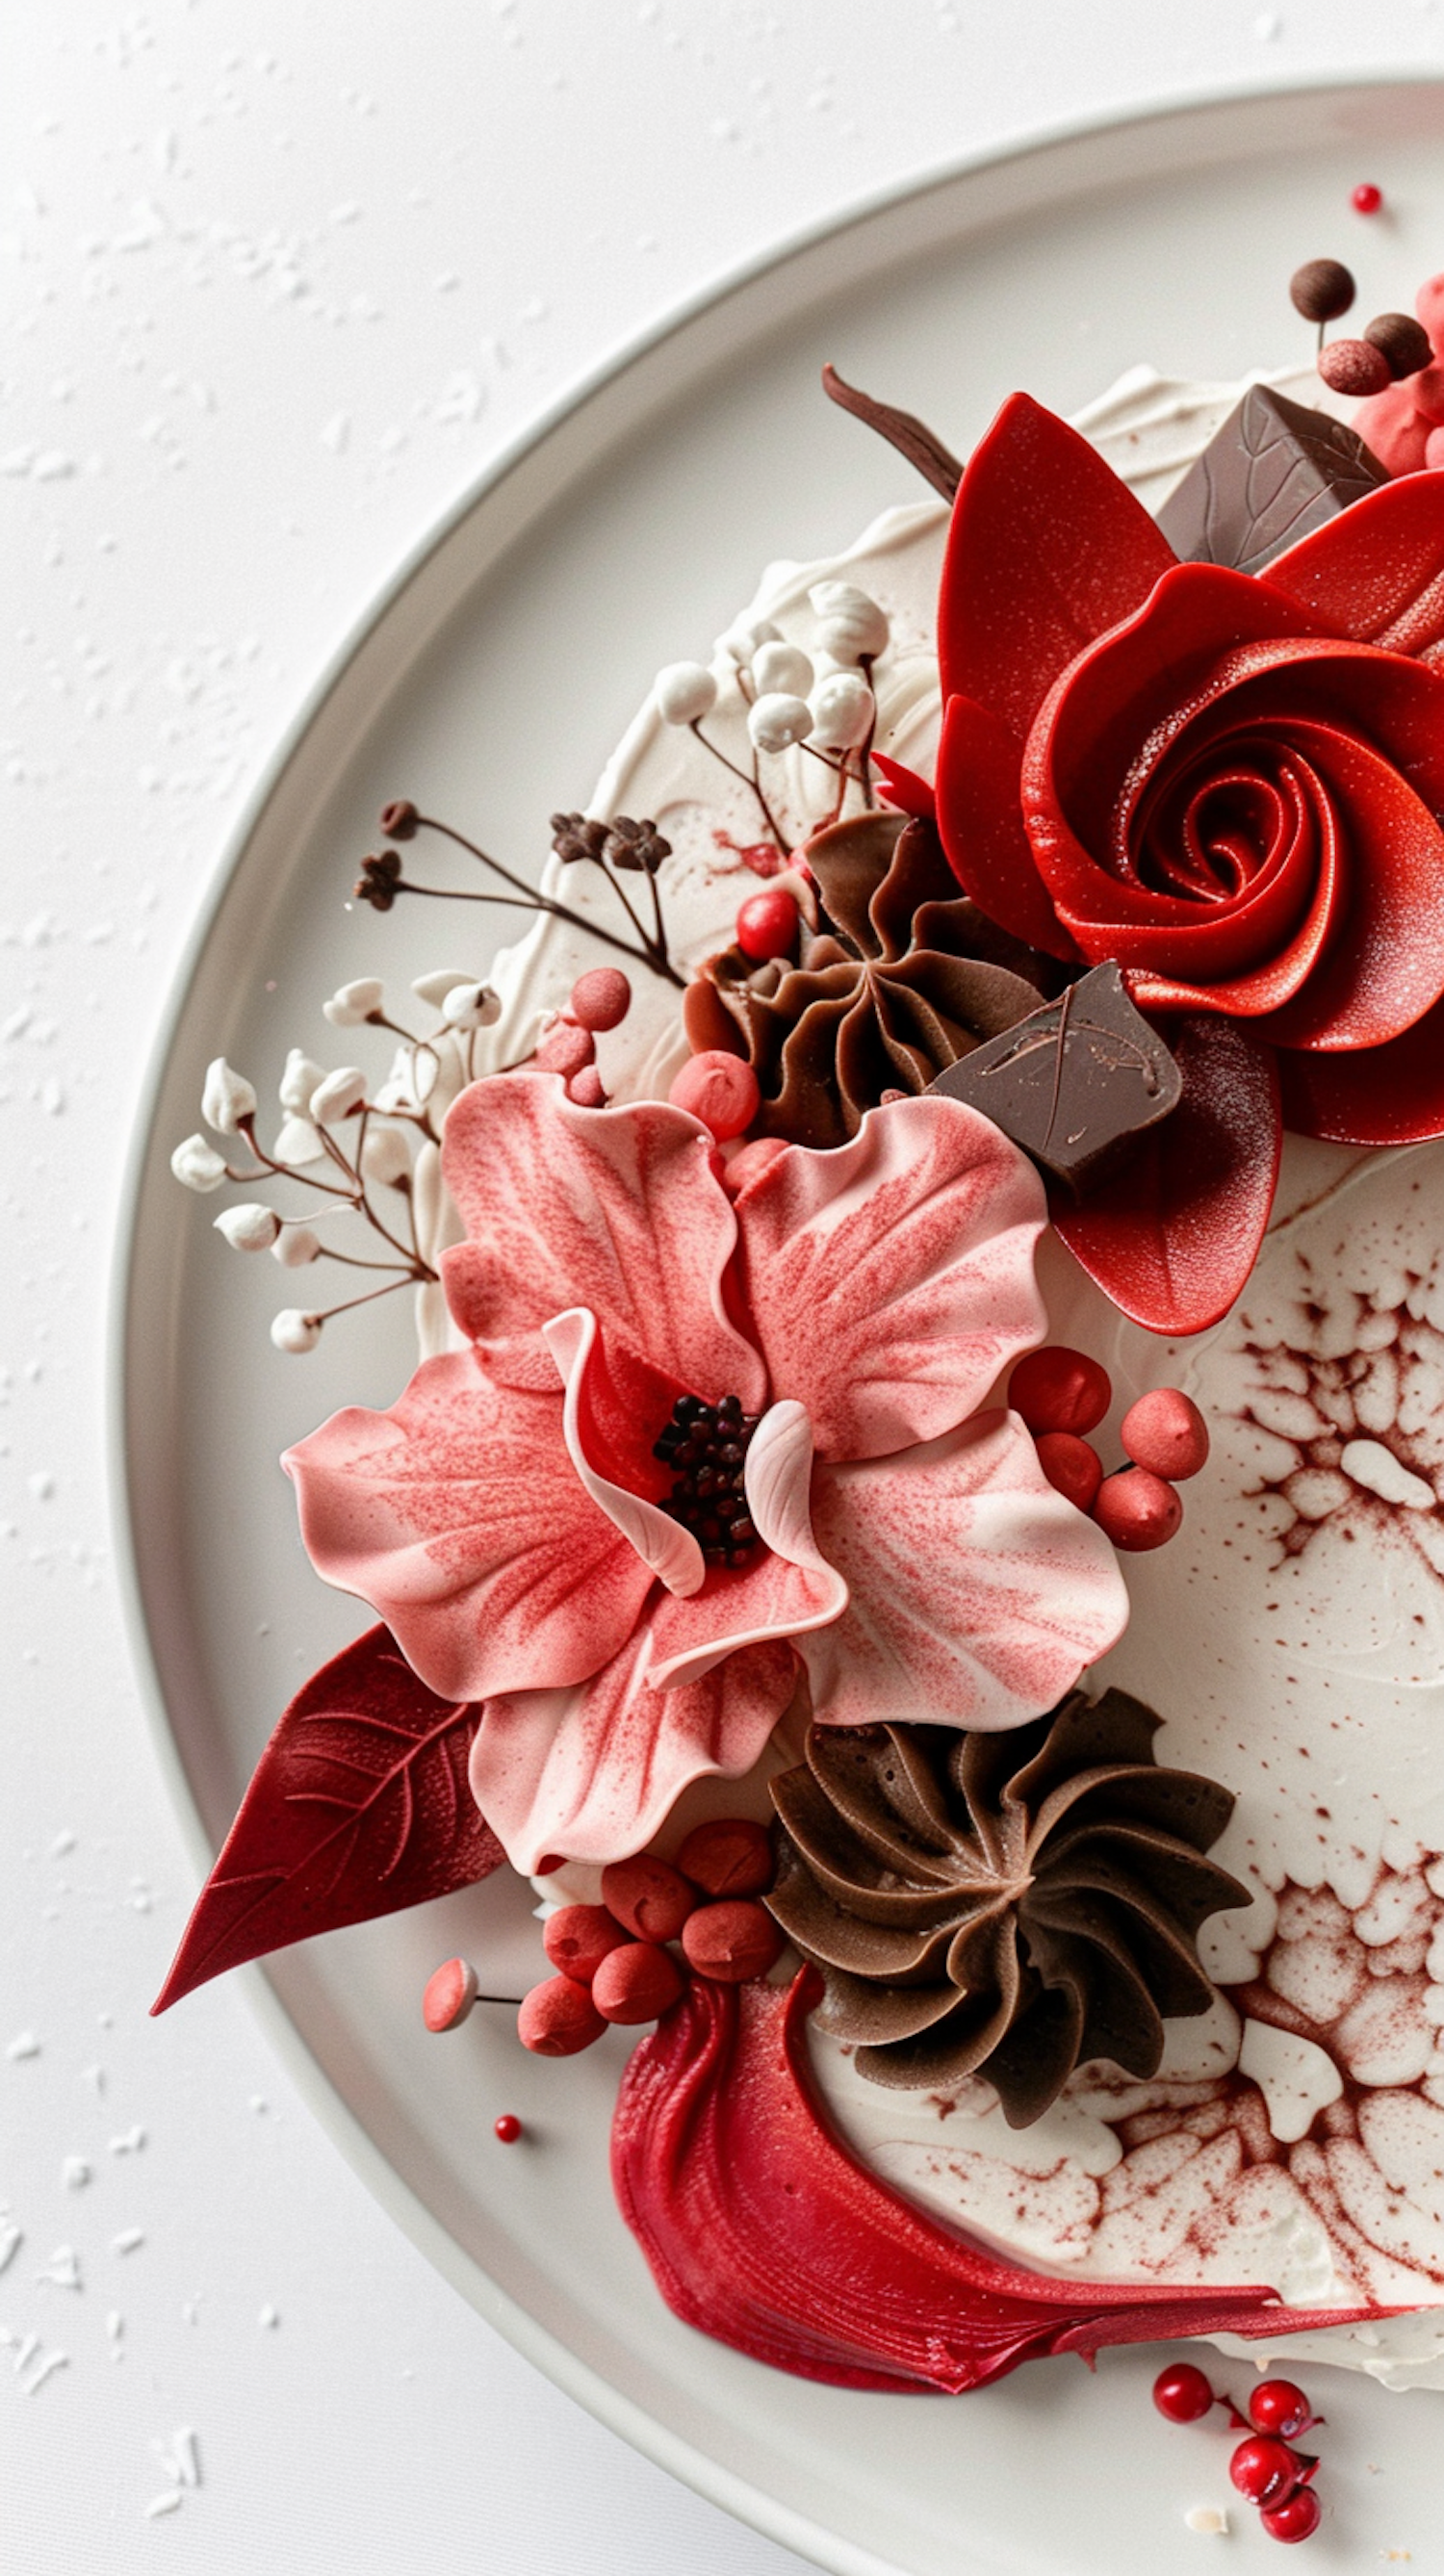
[[7, 5, 1444, 2569]]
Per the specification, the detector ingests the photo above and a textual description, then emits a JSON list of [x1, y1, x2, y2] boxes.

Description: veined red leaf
[[152, 1625, 504, 2012]]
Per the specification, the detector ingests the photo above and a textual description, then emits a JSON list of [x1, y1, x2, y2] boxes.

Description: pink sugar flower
[[284, 1074, 1128, 1870]]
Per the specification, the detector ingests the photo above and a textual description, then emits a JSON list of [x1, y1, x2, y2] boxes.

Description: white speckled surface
[[11, 7, 1444, 2570]]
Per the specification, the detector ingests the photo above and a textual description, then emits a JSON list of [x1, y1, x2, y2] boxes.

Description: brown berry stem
[[394, 816, 686, 989], [688, 720, 793, 858]]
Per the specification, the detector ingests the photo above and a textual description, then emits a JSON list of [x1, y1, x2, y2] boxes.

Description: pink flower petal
[[441, 1072, 767, 1410], [469, 1629, 799, 1871], [798, 1409, 1129, 1730], [283, 1349, 652, 1703], [730, 1095, 1047, 1463], [543, 1308, 704, 1597], [644, 1404, 848, 1690]]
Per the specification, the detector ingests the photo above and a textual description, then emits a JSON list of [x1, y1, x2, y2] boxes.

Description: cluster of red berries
[[518, 1818, 783, 2057], [532, 967, 633, 1106], [1008, 1345, 1208, 1553], [1153, 2363, 1325, 2545]]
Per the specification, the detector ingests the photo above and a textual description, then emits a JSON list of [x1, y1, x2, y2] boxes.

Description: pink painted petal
[[799, 1410, 1129, 1730], [283, 1349, 652, 1703], [543, 1309, 704, 1597], [646, 1404, 848, 1689], [731, 1095, 1047, 1463], [441, 1071, 766, 1411], [469, 1629, 798, 1871]]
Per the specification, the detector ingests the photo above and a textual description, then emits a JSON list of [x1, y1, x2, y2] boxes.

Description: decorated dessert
[[158, 228, 1444, 2535]]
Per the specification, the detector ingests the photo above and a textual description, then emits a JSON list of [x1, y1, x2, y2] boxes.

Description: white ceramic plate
[[116, 79, 1444, 2576]]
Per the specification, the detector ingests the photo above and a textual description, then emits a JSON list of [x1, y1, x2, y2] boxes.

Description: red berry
[[569, 966, 632, 1032], [1229, 2437, 1301, 2510], [1008, 1346, 1112, 1438], [1151, 2360, 1215, 2424], [674, 1816, 775, 1898], [681, 1898, 784, 1983], [1261, 2487, 1322, 2544], [542, 1902, 631, 1985], [534, 1018, 594, 1078], [669, 1049, 760, 1142], [421, 1956, 477, 2032], [590, 1940, 685, 2025], [735, 886, 800, 963], [517, 1974, 606, 2057], [1317, 336, 1391, 398], [1093, 1467, 1183, 1552], [1352, 180, 1383, 215], [493, 2113, 523, 2144], [1249, 2379, 1313, 2440], [1120, 1387, 1210, 1481], [1035, 1430, 1103, 1513], [600, 1854, 697, 1943]]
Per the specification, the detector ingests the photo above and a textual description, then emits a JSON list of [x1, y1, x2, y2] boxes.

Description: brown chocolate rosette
[[767, 1691, 1247, 2126], [683, 811, 1054, 1148]]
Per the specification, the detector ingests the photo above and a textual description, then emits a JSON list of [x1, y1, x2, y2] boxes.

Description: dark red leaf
[[1053, 1014, 1281, 1337], [152, 1625, 504, 2012], [1278, 993, 1444, 1143], [871, 752, 936, 819]]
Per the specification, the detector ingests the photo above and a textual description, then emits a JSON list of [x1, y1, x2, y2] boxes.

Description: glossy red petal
[[1266, 466, 1444, 658], [1054, 1016, 1281, 1337], [935, 692, 1078, 959], [938, 392, 1176, 740], [610, 1971, 1380, 2393], [1278, 995, 1444, 1143], [871, 753, 936, 819], [152, 1626, 503, 2012]]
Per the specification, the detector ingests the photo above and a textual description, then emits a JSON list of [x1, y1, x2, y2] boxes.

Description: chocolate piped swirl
[[683, 811, 1055, 1149], [767, 1693, 1247, 2127]]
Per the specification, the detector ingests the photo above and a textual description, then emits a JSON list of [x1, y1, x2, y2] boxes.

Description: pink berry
[[421, 1956, 477, 2032], [1317, 337, 1391, 398], [669, 1049, 761, 1142], [569, 966, 632, 1032], [674, 1816, 775, 1898], [1094, 1467, 1182, 1552], [534, 1018, 594, 1078], [1008, 1346, 1112, 1438], [1352, 180, 1383, 215], [493, 2113, 523, 2144], [1151, 2360, 1215, 2423], [1120, 1387, 1210, 1481], [1249, 2379, 1313, 2440], [542, 1902, 631, 1985], [565, 1064, 606, 1108], [735, 886, 800, 963], [1229, 2436, 1302, 2510], [1035, 1431, 1103, 1514], [1260, 2487, 1322, 2544], [600, 1854, 697, 1944], [591, 1940, 685, 2025], [680, 1899, 784, 1983], [517, 1973, 606, 2057]]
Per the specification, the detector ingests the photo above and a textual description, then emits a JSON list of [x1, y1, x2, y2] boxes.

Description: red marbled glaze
[[610, 1970, 1384, 2392]]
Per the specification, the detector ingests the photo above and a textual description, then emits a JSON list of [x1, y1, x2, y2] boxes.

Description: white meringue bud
[[309, 1067, 367, 1124], [410, 968, 473, 1007], [748, 691, 813, 755], [359, 1125, 412, 1187], [809, 669, 876, 752], [271, 1308, 322, 1354], [273, 1114, 325, 1167], [752, 639, 813, 699], [654, 660, 718, 726], [322, 977, 384, 1028], [279, 1048, 326, 1114], [214, 1201, 281, 1253], [170, 1132, 229, 1193], [272, 1224, 322, 1269], [201, 1057, 257, 1135], [441, 981, 502, 1031], [809, 580, 890, 662], [716, 614, 780, 664]]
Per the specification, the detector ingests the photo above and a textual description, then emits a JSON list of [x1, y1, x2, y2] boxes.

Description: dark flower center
[[653, 1393, 761, 1568]]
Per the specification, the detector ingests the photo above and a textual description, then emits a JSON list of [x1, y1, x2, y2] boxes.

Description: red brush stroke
[[612, 1970, 1392, 2393], [153, 1625, 503, 2011]]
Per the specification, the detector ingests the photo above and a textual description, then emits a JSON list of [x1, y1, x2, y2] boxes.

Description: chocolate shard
[[821, 365, 964, 503], [926, 962, 1180, 1197], [1156, 382, 1389, 578]]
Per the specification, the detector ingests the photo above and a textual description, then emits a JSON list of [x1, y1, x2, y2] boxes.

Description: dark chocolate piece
[[926, 961, 1180, 1196], [820, 364, 963, 503], [1157, 382, 1388, 578]]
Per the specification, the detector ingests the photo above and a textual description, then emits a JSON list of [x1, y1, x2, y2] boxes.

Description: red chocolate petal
[[610, 1971, 1383, 2393], [938, 392, 1176, 741], [1266, 464, 1444, 658], [1278, 993, 1444, 1142], [871, 753, 937, 820], [936, 693, 1078, 960], [1054, 1016, 1280, 1338]]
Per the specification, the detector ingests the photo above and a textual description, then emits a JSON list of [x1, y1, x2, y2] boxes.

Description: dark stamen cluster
[[603, 814, 672, 875], [654, 1393, 761, 1567], [355, 849, 403, 910]]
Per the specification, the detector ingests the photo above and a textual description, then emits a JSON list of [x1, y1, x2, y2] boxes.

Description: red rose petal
[[871, 753, 936, 819], [935, 691, 1078, 959], [1054, 1015, 1281, 1337], [1266, 465, 1444, 659], [1279, 991, 1444, 1142]]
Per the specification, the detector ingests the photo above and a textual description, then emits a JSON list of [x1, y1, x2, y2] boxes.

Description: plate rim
[[108, 66, 1444, 2576]]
